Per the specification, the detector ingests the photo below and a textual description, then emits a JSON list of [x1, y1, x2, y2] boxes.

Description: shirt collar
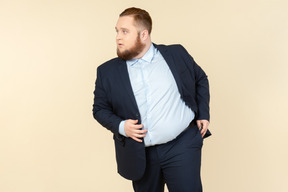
[[127, 44, 156, 66]]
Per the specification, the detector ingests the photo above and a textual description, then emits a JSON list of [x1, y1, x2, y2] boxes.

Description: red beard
[[117, 35, 145, 60]]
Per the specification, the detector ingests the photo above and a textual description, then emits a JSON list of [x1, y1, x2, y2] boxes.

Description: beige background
[[1, 0, 287, 191]]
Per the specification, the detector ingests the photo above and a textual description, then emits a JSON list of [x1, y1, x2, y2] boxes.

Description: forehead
[[116, 16, 137, 29]]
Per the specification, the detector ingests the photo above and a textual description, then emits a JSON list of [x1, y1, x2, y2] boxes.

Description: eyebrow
[[115, 27, 129, 31]]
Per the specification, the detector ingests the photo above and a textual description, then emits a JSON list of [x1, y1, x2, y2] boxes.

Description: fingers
[[129, 119, 138, 124], [131, 129, 148, 142], [131, 129, 147, 142], [131, 137, 143, 142], [124, 119, 147, 142], [196, 120, 209, 138], [201, 124, 208, 137], [131, 129, 147, 137], [196, 120, 202, 129]]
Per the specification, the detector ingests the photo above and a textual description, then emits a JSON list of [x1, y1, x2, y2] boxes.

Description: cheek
[[124, 39, 134, 48]]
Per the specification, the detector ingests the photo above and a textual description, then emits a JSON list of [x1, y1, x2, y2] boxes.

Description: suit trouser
[[132, 124, 203, 192]]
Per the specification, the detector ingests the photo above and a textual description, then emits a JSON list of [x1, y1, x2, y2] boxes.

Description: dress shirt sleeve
[[118, 120, 127, 137]]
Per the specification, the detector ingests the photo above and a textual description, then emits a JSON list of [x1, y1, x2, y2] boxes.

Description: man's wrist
[[118, 120, 127, 137]]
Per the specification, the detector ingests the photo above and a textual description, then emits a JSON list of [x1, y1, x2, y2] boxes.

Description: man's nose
[[116, 32, 122, 40]]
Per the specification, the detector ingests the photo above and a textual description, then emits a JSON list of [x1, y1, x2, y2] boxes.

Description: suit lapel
[[155, 44, 184, 96], [117, 59, 139, 111], [116, 44, 184, 116]]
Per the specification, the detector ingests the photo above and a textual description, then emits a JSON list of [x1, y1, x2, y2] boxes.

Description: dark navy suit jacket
[[93, 43, 211, 181]]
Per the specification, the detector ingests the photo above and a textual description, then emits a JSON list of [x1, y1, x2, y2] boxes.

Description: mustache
[[117, 36, 145, 60]]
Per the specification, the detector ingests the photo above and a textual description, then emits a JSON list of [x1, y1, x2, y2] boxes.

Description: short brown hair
[[120, 7, 152, 34]]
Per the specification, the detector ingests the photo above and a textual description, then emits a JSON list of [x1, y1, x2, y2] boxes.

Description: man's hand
[[196, 120, 209, 138], [124, 119, 147, 142]]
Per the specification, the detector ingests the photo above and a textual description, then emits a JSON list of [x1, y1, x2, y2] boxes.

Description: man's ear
[[140, 30, 149, 41]]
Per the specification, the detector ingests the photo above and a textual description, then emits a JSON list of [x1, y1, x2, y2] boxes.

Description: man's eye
[[123, 30, 127, 34]]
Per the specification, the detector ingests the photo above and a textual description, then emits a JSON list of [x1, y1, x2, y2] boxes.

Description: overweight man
[[93, 7, 211, 192]]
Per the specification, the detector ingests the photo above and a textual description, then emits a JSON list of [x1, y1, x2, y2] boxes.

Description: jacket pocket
[[113, 134, 125, 147]]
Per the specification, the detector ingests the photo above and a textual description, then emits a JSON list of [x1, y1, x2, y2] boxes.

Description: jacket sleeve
[[92, 67, 123, 135], [181, 45, 210, 121]]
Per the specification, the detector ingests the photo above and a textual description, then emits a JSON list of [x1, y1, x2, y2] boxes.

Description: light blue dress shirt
[[119, 44, 195, 146]]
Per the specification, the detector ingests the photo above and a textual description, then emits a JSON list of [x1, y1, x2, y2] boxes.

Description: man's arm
[[180, 45, 210, 137], [92, 67, 123, 135], [93, 67, 147, 141], [191, 55, 210, 137]]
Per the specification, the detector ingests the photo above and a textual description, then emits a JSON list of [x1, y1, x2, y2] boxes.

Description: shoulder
[[154, 44, 192, 62], [98, 57, 122, 68], [154, 43, 190, 55], [97, 57, 124, 73], [155, 43, 184, 50]]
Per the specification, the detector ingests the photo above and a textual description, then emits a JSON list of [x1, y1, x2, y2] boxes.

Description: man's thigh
[[132, 147, 165, 192], [161, 126, 203, 192]]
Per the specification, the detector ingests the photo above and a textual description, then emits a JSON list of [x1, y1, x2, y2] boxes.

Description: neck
[[134, 41, 152, 59]]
